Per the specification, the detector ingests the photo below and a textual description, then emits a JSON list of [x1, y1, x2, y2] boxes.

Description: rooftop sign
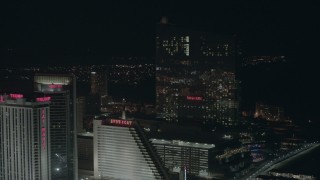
[[49, 84, 62, 89], [0, 96, 4, 102], [36, 97, 51, 102], [9, 94, 24, 99], [186, 96, 203, 101], [110, 119, 132, 126]]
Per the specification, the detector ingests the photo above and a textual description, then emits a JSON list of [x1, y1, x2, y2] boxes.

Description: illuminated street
[[241, 142, 319, 180]]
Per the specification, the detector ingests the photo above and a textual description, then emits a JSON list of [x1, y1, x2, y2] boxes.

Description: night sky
[[1, 1, 318, 63], [1, 1, 319, 122]]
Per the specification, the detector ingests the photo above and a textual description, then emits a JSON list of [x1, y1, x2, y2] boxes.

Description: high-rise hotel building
[[156, 19, 240, 126], [34, 74, 77, 180], [93, 118, 170, 179], [0, 94, 51, 180]]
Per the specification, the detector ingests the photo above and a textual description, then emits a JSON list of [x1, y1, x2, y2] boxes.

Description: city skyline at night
[[1, 1, 319, 179], [1, 1, 318, 123]]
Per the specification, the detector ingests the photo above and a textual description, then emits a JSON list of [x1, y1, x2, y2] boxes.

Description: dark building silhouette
[[90, 71, 108, 96]]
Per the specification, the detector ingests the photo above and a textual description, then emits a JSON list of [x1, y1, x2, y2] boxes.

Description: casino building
[[0, 94, 51, 180], [34, 74, 77, 180], [93, 118, 170, 180]]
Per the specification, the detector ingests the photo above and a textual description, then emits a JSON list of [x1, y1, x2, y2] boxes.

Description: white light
[[56, 168, 60, 171]]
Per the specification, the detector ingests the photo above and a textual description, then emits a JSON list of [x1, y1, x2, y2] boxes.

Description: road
[[240, 141, 319, 180]]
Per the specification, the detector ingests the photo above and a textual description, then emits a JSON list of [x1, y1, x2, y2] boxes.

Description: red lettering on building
[[186, 96, 203, 101], [41, 108, 45, 124], [36, 96, 51, 102], [49, 84, 62, 88], [110, 119, 132, 126], [41, 108, 46, 150], [9, 94, 24, 99]]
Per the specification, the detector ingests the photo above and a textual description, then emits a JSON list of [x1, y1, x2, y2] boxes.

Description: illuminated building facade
[[156, 22, 239, 126], [0, 94, 51, 180], [93, 118, 170, 180], [254, 102, 285, 121], [151, 139, 215, 179], [242, 55, 286, 66], [34, 74, 77, 180], [211, 146, 251, 178]]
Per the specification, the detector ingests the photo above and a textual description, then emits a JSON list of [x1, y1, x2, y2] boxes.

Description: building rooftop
[[151, 138, 215, 149], [78, 132, 94, 137], [0, 94, 50, 106]]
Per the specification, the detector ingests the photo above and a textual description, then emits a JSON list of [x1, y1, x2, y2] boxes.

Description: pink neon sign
[[0, 96, 4, 102], [36, 97, 51, 102], [41, 128, 46, 150], [9, 94, 24, 99], [110, 119, 132, 126], [49, 84, 62, 88], [186, 96, 203, 101], [41, 108, 46, 151]]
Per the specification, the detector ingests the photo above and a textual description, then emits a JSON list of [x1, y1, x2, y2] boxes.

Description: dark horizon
[[1, 1, 318, 63], [1, 0, 319, 123]]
